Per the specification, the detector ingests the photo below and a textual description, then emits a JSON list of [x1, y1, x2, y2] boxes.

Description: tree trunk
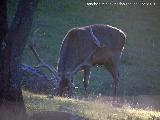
[[0, 0, 38, 116], [0, 0, 9, 101]]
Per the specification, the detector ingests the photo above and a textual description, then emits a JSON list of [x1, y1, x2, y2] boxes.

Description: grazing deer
[[56, 24, 126, 97]]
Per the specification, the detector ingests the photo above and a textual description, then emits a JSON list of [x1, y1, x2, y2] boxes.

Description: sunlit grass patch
[[23, 91, 55, 112], [123, 105, 160, 119], [23, 91, 160, 120]]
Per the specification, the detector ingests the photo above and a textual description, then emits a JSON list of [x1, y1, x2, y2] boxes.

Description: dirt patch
[[29, 111, 89, 120]]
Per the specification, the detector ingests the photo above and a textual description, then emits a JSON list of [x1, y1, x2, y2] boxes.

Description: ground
[[25, 91, 160, 120]]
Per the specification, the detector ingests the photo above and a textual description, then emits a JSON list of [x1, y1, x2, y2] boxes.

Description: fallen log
[[21, 63, 55, 94], [20, 36, 59, 94]]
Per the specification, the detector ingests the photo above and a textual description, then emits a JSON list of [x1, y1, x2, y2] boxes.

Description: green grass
[[23, 91, 160, 120]]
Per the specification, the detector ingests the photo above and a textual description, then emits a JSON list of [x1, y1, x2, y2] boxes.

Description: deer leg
[[67, 78, 73, 97], [83, 66, 91, 96], [104, 63, 120, 96], [56, 81, 63, 96], [114, 69, 120, 97], [68, 85, 72, 97]]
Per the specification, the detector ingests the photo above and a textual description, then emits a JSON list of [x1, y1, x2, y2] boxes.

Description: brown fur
[[57, 24, 126, 96]]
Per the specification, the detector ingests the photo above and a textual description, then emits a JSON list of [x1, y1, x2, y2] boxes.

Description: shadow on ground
[[29, 111, 89, 120]]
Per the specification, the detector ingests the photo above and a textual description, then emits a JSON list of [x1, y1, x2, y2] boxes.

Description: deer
[[55, 24, 126, 97]]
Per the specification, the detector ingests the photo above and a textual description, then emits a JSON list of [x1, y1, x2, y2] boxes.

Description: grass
[[23, 91, 160, 120]]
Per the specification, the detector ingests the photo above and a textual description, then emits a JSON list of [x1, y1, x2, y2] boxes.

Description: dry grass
[[23, 91, 160, 120]]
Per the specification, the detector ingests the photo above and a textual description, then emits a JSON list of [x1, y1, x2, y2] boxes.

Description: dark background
[[8, 0, 160, 96]]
